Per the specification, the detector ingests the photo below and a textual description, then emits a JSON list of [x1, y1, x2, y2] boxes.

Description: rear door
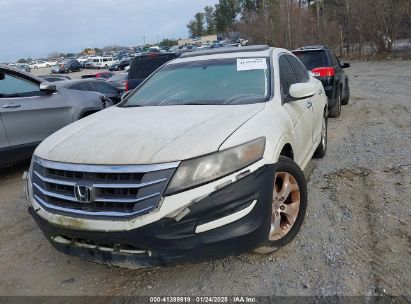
[[90, 81, 121, 103], [0, 69, 72, 148], [329, 51, 342, 89], [279, 54, 313, 165]]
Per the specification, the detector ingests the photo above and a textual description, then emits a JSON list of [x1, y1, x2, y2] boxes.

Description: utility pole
[[143, 36, 146, 45]]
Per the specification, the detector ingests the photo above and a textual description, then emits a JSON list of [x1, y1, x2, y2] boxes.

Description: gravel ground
[[0, 60, 410, 297]]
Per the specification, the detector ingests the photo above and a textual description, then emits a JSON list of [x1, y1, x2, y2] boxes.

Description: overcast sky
[[0, 0, 219, 62]]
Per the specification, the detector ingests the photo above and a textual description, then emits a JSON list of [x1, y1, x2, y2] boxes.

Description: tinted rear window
[[128, 54, 177, 79], [292, 51, 330, 70]]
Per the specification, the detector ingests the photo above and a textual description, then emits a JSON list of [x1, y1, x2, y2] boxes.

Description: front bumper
[[29, 164, 275, 268]]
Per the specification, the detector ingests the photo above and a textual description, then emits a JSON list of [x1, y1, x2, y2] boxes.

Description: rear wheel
[[341, 81, 350, 105], [328, 87, 342, 118], [254, 156, 307, 254]]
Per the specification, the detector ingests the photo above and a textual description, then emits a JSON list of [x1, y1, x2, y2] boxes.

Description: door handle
[[318, 90, 323, 95], [306, 101, 313, 108], [2, 103, 21, 109]]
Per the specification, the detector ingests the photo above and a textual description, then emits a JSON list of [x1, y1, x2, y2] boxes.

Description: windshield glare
[[123, 58, 270, 107]]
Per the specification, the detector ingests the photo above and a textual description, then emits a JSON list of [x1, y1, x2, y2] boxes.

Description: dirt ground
[[0, 60, 410, 297]]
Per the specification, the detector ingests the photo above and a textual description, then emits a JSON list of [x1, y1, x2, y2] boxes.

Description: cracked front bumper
[[29, 164, 275, 268]]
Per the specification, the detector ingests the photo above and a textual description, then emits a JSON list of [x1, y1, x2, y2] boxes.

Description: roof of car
[[180, 45, 271, 58], [293, 45, 329, 51]]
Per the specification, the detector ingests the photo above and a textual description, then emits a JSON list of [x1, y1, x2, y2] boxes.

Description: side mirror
[[121, 90, 132, 101], [289, 83, 317, 100], [342, 63, 350, 68], [0, 72, 5, 80], [39, 82, 57, 93]]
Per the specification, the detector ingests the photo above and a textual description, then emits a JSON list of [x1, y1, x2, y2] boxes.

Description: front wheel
[[254, 156, 307, 254], [313, 113, 327, 158]]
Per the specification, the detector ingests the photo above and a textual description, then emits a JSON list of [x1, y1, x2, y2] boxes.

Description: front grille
[[31, 157, 179, 218]]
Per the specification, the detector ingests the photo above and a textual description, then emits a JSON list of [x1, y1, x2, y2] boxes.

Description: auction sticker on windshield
[[237, 58, 267, 71]]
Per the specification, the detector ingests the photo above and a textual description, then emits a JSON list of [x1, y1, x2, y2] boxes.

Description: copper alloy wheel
[[269, 172, 301, 241]]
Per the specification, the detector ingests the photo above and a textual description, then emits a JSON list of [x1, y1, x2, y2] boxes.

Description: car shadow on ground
[[0, 160, 30, 180]]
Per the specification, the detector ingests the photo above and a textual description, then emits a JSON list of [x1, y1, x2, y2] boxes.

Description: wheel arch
[[272, 135, 295, 163], [78, 107, 101, 119], [279, 143, 294, 161]]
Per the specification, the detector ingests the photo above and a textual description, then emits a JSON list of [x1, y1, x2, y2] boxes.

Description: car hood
[[35, 104, 266, 165]]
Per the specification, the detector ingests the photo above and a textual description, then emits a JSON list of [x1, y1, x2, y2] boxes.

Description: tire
[[341, 81, 350, 105], [254, 156, 308, 254], [313, 113, 327, 158], [328, 87, 342, 118]]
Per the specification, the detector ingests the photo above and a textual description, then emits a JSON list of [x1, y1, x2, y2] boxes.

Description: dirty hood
[[35, 104, 265, 165]]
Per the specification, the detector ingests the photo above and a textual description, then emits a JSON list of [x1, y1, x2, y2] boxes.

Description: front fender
[[271, 134, 294, 163]]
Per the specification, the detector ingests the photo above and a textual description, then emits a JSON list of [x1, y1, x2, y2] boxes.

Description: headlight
[[165, 137, 266, 195]]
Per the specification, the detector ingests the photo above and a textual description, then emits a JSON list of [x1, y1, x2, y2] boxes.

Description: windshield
[[123, 58, 270, 107]]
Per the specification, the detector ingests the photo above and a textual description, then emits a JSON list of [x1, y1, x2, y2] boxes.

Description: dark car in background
[[109, 58, 131, 71], [292, 45, 350, 118], [15, 63, 31, 73], [126, 52, 177, 91], [107, 73, 128, 91], [51, 59, 81, 74], [57, 79, 123, 104]]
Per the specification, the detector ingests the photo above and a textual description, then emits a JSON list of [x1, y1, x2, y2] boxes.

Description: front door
[[279, 54, 313, 166], [0, 69, 72, 148]]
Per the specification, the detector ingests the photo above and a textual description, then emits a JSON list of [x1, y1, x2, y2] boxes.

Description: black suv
[[292, 46, 350, 118], [51, 59, 81, 74], [109, 58, 131, 71], [126, 52, 177, 91]]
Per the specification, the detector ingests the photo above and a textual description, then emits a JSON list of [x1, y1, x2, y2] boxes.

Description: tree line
[[187, 0, 410, 56]]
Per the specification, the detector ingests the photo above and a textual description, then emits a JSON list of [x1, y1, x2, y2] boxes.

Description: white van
[[89, 56, 115, 69]]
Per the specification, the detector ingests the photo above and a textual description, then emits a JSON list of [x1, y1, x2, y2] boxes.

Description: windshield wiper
[[123, 104, 144, 108]]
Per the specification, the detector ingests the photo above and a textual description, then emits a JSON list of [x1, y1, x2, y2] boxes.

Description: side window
[[70, 83, 91, 91], [94, 82, 118, 94], [0, 73, 40, 97], [279, 55, 297, 98], [287, 55, 309, 83], [330, 53, 339, 68]]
